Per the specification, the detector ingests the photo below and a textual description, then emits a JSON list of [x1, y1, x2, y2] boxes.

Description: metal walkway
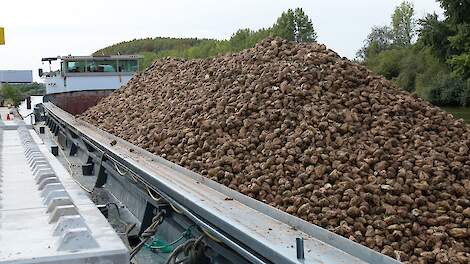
[[0, 117, 128, 263]]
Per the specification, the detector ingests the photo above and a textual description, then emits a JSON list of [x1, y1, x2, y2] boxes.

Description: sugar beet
[[82, 38, 470, 262]]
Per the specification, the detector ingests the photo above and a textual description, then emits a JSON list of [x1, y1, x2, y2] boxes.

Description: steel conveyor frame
[[41, 102, 399, 264]]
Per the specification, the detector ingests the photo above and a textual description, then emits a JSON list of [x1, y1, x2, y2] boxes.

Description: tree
[[294, 8, 317, 42], [357, 1, 416, 61], [356, 26, 394, 60], [438, 0, 470, 24], [356, 0, 470, 107], [272, 8, 317, 43], [272, 9, 296, 41], [432, 0, 470, 79], [229, 28, 272, 52], [417, 13, 454, 60], [391, 1, 416, 47], [1, 84, 21, 106], [448, 50, 470, 79], [230, 29, 256, 51]]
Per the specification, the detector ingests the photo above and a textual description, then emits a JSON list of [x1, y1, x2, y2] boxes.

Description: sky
[[0, 0, 443, 82]]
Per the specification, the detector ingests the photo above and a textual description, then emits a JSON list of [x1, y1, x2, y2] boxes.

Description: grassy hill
[[94, 37, 208, 55], [93, 37, 221, 69], [93, 8, 316, 70]]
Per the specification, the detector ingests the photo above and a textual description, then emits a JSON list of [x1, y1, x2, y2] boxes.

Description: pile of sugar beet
[[82, 38, 470, 263]]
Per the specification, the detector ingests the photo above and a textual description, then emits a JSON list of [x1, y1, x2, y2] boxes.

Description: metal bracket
[[94, 154, 108, 188]]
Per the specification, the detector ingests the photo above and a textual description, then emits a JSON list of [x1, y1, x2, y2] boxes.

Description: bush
[[366, 49, 405, 80], [427, 75, 468, 106]]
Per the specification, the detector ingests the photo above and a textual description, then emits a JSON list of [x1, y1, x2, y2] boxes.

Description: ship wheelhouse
[[40, 55, 142, 95], [39, 55, 142, 115]]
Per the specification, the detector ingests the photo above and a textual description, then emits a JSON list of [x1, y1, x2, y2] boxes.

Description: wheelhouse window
[[63, 58, 139, 74], [118, 60, 138, 72], [86, 60, 117, 72], [66, 61, 86, 73]]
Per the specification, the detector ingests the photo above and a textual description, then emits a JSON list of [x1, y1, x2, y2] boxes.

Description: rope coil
[[164, 235, 205, 264], [129, 211, 165, 259]]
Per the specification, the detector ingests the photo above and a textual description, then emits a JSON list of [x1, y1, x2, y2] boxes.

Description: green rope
[[145, 225, 194, 253]]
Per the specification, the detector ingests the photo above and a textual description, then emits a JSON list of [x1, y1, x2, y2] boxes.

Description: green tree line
[[357, 0, 470, 106], [94, 8, 316, 69], [97, 2, 470, 108]]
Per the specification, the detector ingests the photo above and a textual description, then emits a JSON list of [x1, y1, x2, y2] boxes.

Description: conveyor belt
[[42, 102, 400, 264]]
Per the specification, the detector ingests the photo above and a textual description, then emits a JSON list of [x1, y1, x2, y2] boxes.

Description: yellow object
[[0, 27, 4, 45]]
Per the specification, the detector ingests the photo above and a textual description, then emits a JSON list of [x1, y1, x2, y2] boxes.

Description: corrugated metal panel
[[0, 70, 33, 83], [0, 121, 129, 263]]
